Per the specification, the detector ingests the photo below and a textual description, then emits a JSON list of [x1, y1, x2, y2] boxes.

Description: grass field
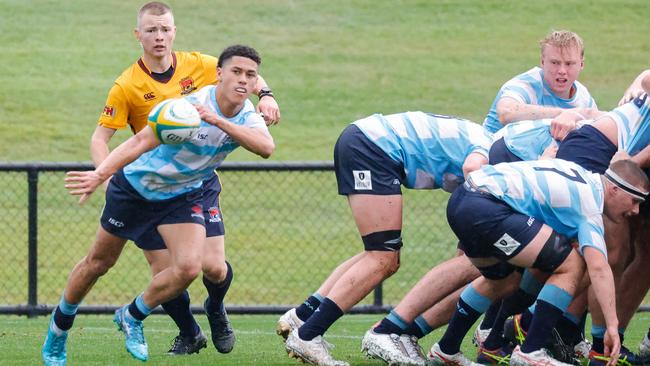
[[2, 1, 650, 162], [2, 1, 650, 364], [5, 313, 650, 365]]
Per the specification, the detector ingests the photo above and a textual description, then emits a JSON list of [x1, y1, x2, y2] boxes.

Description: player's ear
[[216, 67, 222, 82]]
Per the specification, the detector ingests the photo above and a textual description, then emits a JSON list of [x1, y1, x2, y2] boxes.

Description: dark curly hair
[[217, 45, 261, 67]]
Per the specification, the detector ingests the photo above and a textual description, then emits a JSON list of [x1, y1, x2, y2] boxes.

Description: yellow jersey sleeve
[[97, 83, 132, 131]]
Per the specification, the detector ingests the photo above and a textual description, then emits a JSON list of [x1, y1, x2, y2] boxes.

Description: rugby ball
[[147, 98, 201, 144]]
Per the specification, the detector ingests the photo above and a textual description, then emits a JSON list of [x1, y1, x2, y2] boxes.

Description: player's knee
[[84, 255, 117, 276], [362, 230, 403, 252], [173, 261, 202, 283], [533, 231, 573, 273], [202, 260, 228, 282]]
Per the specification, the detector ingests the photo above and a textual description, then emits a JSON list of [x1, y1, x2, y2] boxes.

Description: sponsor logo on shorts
[[353, 170, 372, 190], [392, 179, 400, 185], [191, 205, 205, 220], [527, 217, 535, 226], [493, 233, 521, 256], [108, 217, 124, 228], [207, 206, 222, 223]]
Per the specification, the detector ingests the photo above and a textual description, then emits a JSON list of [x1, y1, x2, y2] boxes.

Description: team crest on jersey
[[207, 207, 222, 223], [102, 105, 116, 118], [179, 77, 197, 95], [353, 170, 372, 190]]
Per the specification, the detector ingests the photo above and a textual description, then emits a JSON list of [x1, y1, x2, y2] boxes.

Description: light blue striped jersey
[[123, 85, 268, 200], [483, 67, 596, 134], [469, 159, 606, 257], [352, 111, 492, 190], [608, 94, 650, 155], [493, 119, 592, 161]]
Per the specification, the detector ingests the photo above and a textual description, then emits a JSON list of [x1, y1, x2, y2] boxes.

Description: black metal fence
[[0, 162, 459, 317]]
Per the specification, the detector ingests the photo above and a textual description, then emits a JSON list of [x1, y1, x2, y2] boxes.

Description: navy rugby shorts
[[489, 137, 523, 165], [557, 125, 616, 174], [100, 170, 223, 251], [334, 124, 404, 195], [446, 182, 544, 279]]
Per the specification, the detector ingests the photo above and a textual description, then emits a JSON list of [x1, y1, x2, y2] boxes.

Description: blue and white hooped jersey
[[468, 159, 606, 257], [123, 85, 268, 200], [493, 119, 592, 161], [483, 67, 596, 134], [352, 111, 492, 190], [608, 93, 650, 155]]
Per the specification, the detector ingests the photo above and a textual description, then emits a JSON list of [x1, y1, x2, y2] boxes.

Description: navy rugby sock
[[295, 293, 323, 322], [438, 285, 491, 355], [480, 300, 502, 330], [405, 315, 433, 339], [53, 296, 79, 332], [298, 297, 343, 341], [161, 290, 200, 337], [374, 310, 408, 335], [203, 261, 233, 314]]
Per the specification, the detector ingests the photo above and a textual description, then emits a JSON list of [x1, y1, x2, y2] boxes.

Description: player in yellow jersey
[[42, 2, 280, 365]]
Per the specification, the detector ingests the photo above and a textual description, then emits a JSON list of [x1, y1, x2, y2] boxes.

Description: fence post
[[27, 169, 39, 318], [373, 282, 383, 309]]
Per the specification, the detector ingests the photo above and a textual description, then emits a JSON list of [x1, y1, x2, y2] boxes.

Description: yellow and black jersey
[[97, 51, 218, 133]]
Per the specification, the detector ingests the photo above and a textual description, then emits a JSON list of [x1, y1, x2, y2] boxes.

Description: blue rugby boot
[[42, 315, 68, 366], [113, 305, 148, 361]]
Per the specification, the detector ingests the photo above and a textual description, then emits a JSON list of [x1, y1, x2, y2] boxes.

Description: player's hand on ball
[[195, 104, 227, 128]]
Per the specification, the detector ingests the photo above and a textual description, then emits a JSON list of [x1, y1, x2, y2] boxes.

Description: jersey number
[[533, 167, 586, 184]]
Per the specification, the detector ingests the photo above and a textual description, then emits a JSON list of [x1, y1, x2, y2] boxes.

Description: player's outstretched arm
[[196, 105, 275, 158], [496, 97, 565, 124], [583, 246, 620, 365], [65, 127, 160, 204], [619, 69, 650, 106], [254, 74, 281, 125], [89, 126, 118, 167]]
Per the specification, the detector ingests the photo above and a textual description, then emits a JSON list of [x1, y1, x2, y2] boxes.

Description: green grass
[[5, 312, 650, 365], [1, 0, 650, 161]]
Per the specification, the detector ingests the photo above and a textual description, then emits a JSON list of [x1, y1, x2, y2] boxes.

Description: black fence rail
[[0, 162, 460, 317]]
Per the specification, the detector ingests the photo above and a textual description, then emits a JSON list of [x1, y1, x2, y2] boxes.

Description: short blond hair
[[137, 2, 173, 26], [540, 30, 584, 58]]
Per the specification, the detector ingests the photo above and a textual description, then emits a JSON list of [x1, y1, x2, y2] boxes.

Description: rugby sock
[[483, 286, 539, 350], [128, 294, 152, 321], [203, 261, 233, 314], [161, 290, 200, 337], [53, 296, 79, 331], [521, 307, 533, 331], [405, 315, 434, 339], [480, 300, 502, 330], [521, 284, 572, 353], [374, 310, 408, 334], [591, 325, 605, 353], [295, 293, 324, 322], [439, 285, 491, 354], [297, 297, 343, 341], [554, 311, 582, 345]]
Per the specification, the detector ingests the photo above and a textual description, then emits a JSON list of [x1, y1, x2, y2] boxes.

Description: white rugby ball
[[147, 98, 201, 144]]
